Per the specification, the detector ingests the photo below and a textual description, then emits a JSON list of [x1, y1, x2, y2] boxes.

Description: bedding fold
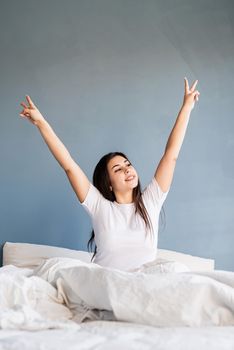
[[0, 265, 80, 330], [1, 259, 234, 329], [34, 257, 234, 327]]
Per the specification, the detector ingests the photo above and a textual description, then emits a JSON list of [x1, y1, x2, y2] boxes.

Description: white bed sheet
[[0, 321, 234, 350]]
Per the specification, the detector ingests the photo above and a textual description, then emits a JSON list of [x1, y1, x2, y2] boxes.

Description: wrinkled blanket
[[0, 265, 79, 330], [33, 257, 234, 327]]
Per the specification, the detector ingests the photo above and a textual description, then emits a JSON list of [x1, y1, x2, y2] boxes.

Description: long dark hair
[[87, 152, 165, 261]]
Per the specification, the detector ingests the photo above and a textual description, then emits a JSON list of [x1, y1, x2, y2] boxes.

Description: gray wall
[[0, 0, 233, 270]]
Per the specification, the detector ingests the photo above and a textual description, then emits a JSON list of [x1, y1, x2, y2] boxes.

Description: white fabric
[[0, 259, 234, 348], [2, 242, 93, 269], [35, 257, 234, 327], [1, 323, 234, 350], [2, 241, 215, 271], [157, 248, 215, 271], [81, 177, 169, 271], [0, 265, 79, 331]]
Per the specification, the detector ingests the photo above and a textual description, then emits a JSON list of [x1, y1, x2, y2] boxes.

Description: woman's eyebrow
[[111, 159, 129, 169]]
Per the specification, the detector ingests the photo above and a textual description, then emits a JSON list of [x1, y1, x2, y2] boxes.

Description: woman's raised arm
[[154, 78, 200, 193], [19, 95, 90, 203]]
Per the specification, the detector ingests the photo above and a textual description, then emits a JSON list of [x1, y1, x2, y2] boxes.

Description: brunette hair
[[87, 152, 165, 261]]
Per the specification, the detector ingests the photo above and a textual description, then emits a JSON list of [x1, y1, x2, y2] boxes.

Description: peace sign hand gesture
[[19, 95, 45, 126], [182, 78, 200, 111]]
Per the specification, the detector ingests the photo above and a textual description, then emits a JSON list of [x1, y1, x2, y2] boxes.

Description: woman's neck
[[114, 190, 133, 204]]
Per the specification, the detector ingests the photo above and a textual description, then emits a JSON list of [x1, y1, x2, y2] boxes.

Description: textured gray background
[[0, 0, 233, 270]]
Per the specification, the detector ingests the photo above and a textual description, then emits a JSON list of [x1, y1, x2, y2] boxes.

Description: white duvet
[[0, 265, 79, 330], [34, 257, 234, 327], [1, 258, 234, 330]]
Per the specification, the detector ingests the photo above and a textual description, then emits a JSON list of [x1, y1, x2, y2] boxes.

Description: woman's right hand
[[19, 95, 45, 125]]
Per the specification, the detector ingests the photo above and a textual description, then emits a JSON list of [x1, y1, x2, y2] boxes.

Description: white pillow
[[2, 242, 215, 271], [2, 242, 93, 269], [157, 248, 215, 271]]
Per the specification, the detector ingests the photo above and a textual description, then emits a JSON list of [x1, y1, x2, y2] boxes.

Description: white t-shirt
[[81, 177, 169, 271]]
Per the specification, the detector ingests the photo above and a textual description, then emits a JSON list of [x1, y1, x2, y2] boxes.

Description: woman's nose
[[125, 167, 130, 173]]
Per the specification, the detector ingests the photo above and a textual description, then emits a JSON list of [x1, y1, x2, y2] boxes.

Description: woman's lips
[[125, 175, 135, 181]]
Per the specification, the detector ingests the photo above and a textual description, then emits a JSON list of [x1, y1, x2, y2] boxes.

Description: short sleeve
[[80, 183, 104, 218], [142, 177, 170, 211]]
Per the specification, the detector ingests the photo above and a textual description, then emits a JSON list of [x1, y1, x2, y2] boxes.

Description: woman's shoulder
[[142, 177, 170, 207], [80, 183, 112, 216]]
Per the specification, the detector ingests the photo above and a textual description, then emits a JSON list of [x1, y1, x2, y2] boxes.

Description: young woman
[[19, 78, 200, 271]]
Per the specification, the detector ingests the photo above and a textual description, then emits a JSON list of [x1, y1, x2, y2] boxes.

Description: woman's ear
[[109, 185, 113, 192]]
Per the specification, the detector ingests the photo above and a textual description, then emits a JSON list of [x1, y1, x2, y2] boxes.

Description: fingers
[[20, 104, 30, 115], [20, 98, 32, 113], [19, 95, 36, 118], [190, 79, 198, 92], [183, 78, 200, 106], [184, 77, 189, 94], [184, 77, 199, 93], [193, 90, 200, 96], [26, 95, 36, 108], [19, 103, 31, 116], [20, 111, 30, 117], [20, 102, 28, 109], [193, 90, 200, 101]]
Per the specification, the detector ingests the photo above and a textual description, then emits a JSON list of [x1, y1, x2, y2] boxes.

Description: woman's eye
[[114, 164, 131, 172]]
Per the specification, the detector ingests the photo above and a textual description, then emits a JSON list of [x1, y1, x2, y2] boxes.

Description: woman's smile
[[125, 175, 135, 181]]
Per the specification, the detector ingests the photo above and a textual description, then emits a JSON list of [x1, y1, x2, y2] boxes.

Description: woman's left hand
[[182, 77, 200, 110]]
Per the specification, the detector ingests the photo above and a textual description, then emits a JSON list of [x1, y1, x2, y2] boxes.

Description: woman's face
[[107, 155, 138, 193]]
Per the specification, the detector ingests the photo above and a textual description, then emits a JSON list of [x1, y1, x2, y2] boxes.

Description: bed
[[0, 242, 234, 350]]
